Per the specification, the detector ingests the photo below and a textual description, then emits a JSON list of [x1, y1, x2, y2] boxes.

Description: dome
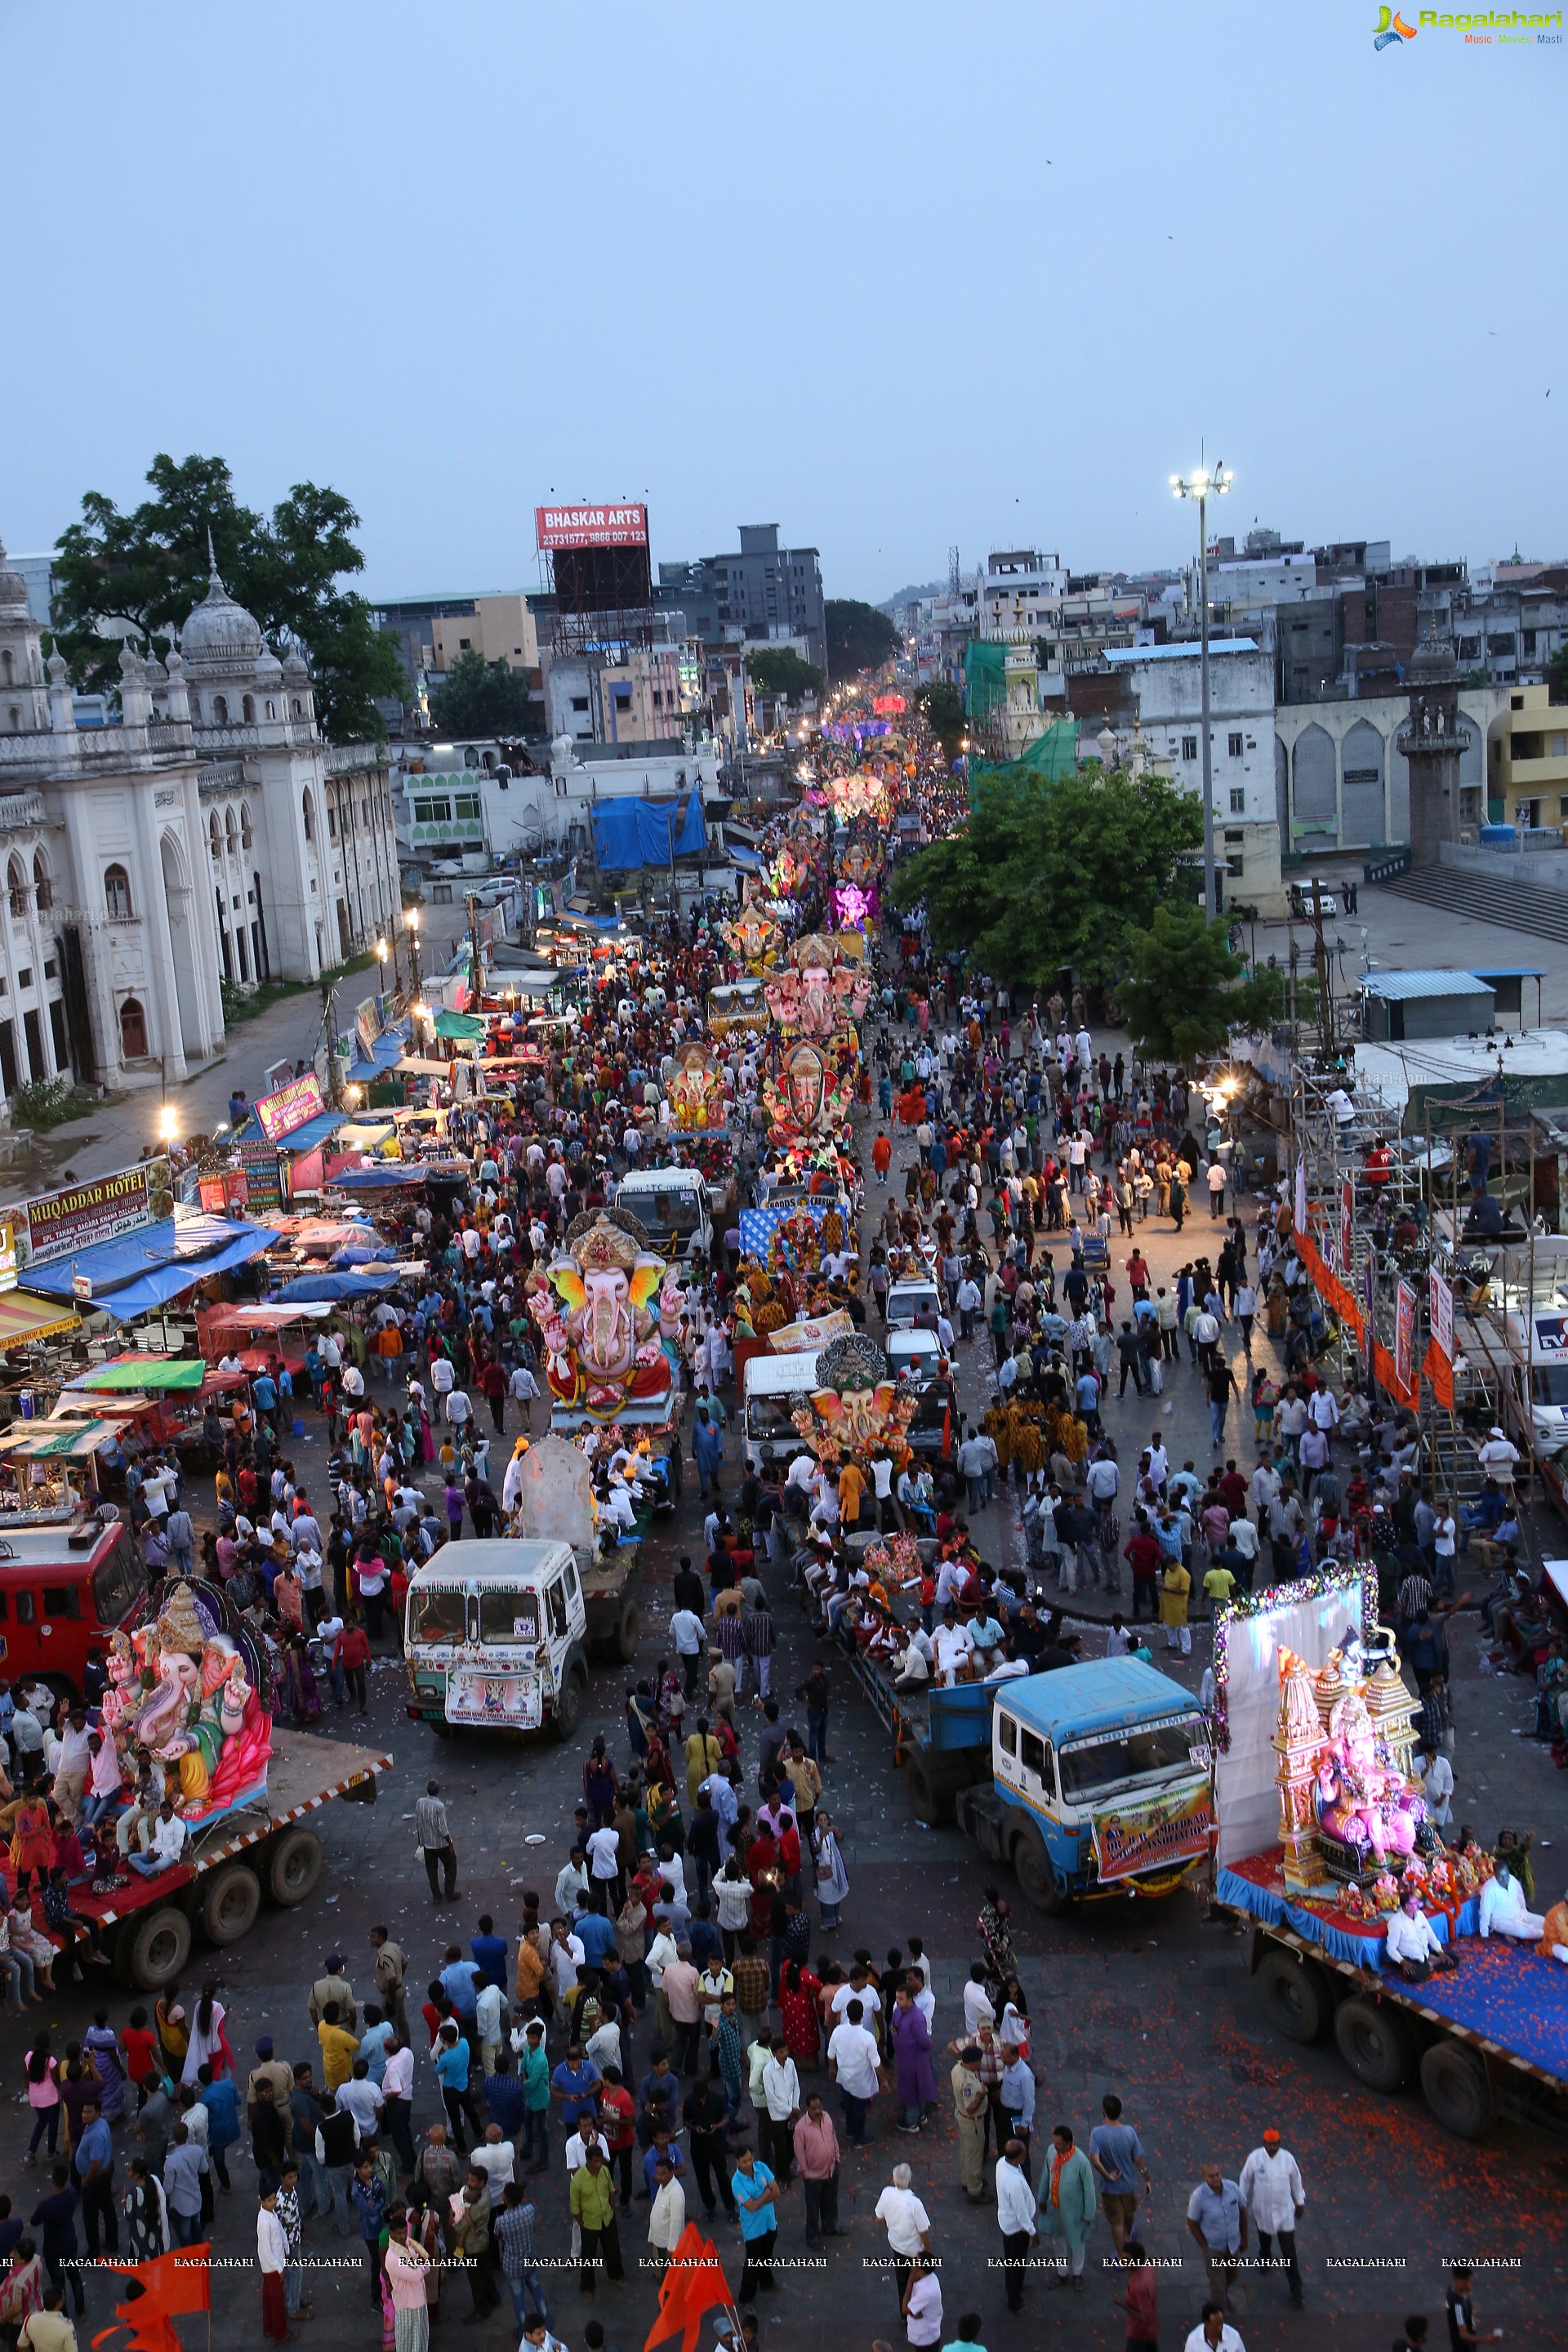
[[179, 562, 267, 673], [0, 537, 28, 612], [1409, 608, 1458, 686]]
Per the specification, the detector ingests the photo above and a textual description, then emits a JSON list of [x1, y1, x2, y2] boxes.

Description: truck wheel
[[200, 1863, 261, 1948], [550, 1668, 585, 1742], [1254, 1948, 1330, 2042], [1334, 1996, 1415, 2091], [1419, 2038, 1495, 2139], [1012, 1830, 1067, 1914], [613, 1602, 639, 1664], [268, 1827, 323, 1908], [904, 1754, 956, 1826], [126, 1906, 191, 1992]]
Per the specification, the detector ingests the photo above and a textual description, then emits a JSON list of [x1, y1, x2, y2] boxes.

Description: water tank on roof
[[1479, 823, 1517, 845]]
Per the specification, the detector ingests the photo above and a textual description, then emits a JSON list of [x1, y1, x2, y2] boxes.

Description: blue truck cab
[[955, 1658, 1213, 1913]]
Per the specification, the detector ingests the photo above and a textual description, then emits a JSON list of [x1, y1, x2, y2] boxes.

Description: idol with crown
[[528, 1207, 679, 1419]]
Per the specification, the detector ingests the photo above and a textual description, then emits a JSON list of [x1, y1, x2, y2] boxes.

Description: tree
[[49, 452, 408, 744], [891, 766, 1204, 987], [825, 598, 900, 681], [915, 679, 965, 758], [744, 646, 824, 703], [1116, 904, 1301, 1062], [1549, 640, 1568, 706], [428, 648, 539, 738]]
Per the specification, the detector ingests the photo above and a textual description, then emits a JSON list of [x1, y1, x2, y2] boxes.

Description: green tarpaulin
[[963, 639, 1008, 723], [434, 1010, 487, 1041], [77, 1357, 205, 1393], [972, 718, 1080, 790]]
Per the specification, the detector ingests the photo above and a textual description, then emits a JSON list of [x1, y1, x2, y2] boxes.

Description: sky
[[4, 1, 1565, 608]]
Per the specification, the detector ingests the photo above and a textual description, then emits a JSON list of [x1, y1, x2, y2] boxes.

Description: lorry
[[97, 1727, 388, 1992], [742, 1348, 821, 1476], [847, 1640, 1212, 1909], [613, 1166, 714, 1269], [1209, 1565, 1568, 2138], [404, 1537, 593, 1739]]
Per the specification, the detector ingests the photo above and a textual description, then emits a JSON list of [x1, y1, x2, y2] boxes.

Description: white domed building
[[0, 537, 399, 1098]]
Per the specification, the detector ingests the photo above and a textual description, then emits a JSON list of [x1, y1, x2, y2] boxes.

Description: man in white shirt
[[826, 2000, 882, 2144], [127, 1800, 188, 1877], [648, 2155, 686, 2252], [961, 1964, 995, 2038], [1419, 1737, 1454, 1829], [873, 2162, 933, 2309], [1478, 1859, 1545, 1944], [470, 2121, 515, 2198], [336, 2063, 384, 2139], [1478, 1428, 1519, 1487], [586, 1822, 621, 1899], [669, 1608, 706, 1697], [996, 2139, 1038, 2310], [931, 1611, 974, 1687], [509, 1364, 541, 1428], [1183, 2310, 1245, 2352], [1384, 1887, 1459, 1982], [760, 2039, 801, 2180], [1238, 2130, 1304, 2306]]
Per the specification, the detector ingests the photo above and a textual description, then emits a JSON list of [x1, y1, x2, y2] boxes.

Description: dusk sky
[[6, 1, 1564, 605]]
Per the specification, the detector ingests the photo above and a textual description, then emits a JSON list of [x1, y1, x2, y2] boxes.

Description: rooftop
[[1102, 637, 1259, 665], [1359, 970, 1495, 1002]]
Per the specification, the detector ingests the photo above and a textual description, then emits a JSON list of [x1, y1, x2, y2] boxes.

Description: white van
[[615, 1166, 713, 1267], [742, 1348, 822, 1474], [885, 1277, 942, 1330], [403, 1539, 589, 1739]]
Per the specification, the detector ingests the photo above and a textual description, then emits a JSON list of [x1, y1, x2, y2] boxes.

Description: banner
[[255, 1071, 326, 1143], [1395, 1278, 1419, 1397], [1428, 1267, 1454, 1361], [767, 1308, 853, 1355], [1340, 1175, 1354, 1271], [1091, 1782, 1215, 1884], [16, 1167, 153, 1272], [237, 1138, 283, 1215], [1294, 1154, 1307, 1238]]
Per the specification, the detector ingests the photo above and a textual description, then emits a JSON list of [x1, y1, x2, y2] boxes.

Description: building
[[0, 534, 399, 1100], [1102, 639, 1283, 911], [656, 524, 826, 673], [1487, 679, 1568, 829], [1273, 681, 1507, 858], [978, 550, 1067, 639], [543, 635, 684, 747], [372, 589, 549, 732]]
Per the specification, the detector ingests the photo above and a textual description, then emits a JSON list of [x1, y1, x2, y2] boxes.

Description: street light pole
[[1170, 459, 1232, 921]]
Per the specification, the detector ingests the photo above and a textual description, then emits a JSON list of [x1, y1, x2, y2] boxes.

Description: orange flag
[[91, 2245, 212, 2352], [644, 2220, 734, 2352]]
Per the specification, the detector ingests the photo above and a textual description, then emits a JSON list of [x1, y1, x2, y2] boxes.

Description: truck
[[97, 1728, 388, 1992], [613, 1166, 714, 1270], [847, 1640, 1212, 1909], [742, 1349, 821, 1476], [404, 1536, 593, 1739], [1209, 1566, 1568, 2138]]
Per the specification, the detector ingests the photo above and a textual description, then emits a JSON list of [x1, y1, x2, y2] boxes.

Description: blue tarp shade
[[25, 1214, 281, 1318], [591, 794, 707, 871], [347, 1027, 411, 1085], [330, 1244, 399, 1267], [332, 1165, 432, 1190], [728, 844, 762, 872], [273, 1110, 350, 1155], [274, 1268, 402, 1303]]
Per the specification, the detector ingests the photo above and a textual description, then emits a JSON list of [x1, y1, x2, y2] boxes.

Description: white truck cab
[[885, 1277, 942, 1330], [742, 1348, 822, 1474], [614, 1166, 713, 1268], [404, 1538, 589, 1739]]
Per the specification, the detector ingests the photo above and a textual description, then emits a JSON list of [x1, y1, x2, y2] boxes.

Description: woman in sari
[[0, 2236, 45, 2332], [182, 1982, 230, 2084], [122, 2154, 167, 2260], [778, 1958, 822, 2066], [978, 1888, 1019, 1992], [810, 1811, 849, 1933], [278, 1635, 320, 1726], [155, 1989, 188, 2079]]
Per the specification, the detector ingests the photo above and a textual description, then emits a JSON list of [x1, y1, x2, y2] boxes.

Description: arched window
[[242, 693, 256, 724], [209, 813, 222, 862], [266, 700, 275, 719], [105, 864, 132, 920], [212, 693, 229, 726], [302, 791, 316, 844], [225, 808, 238, 850], [32, 853, 51, 912], [239, 802, 254, 852], [292, 698, 302, 717], [119, 996, 147, 1058], [7, 707, 18, 731], [0, 651, 11, 684], [7, 857, 27, 920]]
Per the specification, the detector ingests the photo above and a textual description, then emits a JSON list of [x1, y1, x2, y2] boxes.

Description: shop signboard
[[255, 1072, 326, 1143], [16, 1167, 154, 1273]]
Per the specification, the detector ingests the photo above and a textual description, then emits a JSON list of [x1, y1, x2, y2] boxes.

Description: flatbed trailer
[[844, 1642, 999, 1821], [73, 1728, 389, 1992], [1223, 1897, 1568, 2140]]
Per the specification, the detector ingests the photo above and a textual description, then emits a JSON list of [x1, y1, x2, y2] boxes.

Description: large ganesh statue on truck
[[791, 1333, 916, 1471], [763, 933, 873, 1040], [668, 1040, 728, 1135], [762, 1038, 857, 1143], [527, 1206, 682, 1420], [108, 1578, 273, 1828]]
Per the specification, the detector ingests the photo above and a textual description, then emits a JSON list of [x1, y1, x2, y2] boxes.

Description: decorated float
[[109, 1578, 274, 1829], [525, 1207, 682, 1423]]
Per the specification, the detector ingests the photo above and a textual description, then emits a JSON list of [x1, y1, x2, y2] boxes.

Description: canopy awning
[[203, 1302, 333, 1330], [0, 1418, 129, 1459], [274, 1111, 351, 1154], [434, 1010, 487, 1041], [274, 1267, 403, 1303], [23, 1214, 281, 1317], [0, 1290, 82, 1348], [68, 1356, 205, 1394], [345, 1024, 412, 1085]]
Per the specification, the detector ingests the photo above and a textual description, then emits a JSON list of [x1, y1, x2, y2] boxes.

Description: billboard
[[15, 1167, 154, 1274], [254, 1071, 327, 1143], [535, 505, 648, 551]]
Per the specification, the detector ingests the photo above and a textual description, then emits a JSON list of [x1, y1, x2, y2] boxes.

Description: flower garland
[[1209, 1563, 1376, 1753]]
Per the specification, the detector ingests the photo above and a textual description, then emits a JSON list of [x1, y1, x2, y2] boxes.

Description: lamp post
[[1170, 459, 1232, 920], [405, 904, 423, 998], [376, 933, 394, 1002]]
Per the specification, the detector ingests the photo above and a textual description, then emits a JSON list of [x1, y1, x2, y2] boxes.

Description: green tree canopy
[[49, 452, 407, 744], [1117, 904, 1300, 1062], [428, 648, 540, 738], [745, 646, 824, 703], [892, 765, 1204, 987], [826, 598, 901, 681], [916, 679, 965, 758]]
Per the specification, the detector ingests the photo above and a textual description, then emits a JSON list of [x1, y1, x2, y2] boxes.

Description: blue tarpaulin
[[273, 1110, 350, 1156], [25, 1214, 281, 1318], [274, 1267, 403, 1303], [728, 844, 762, 872], [347, 1027, 410, 1085], [591, 794, 707, 871]]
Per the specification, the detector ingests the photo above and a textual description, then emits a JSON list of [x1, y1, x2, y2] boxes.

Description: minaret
[[1397, 608, 1463, 866]]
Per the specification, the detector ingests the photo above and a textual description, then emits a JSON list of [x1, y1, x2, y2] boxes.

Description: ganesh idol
[[530, 1207, 679, 1420], [128, 1581, 273, 1826], [763, 933, 874, 1040], [1312, 1690, 1428, 1866]]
